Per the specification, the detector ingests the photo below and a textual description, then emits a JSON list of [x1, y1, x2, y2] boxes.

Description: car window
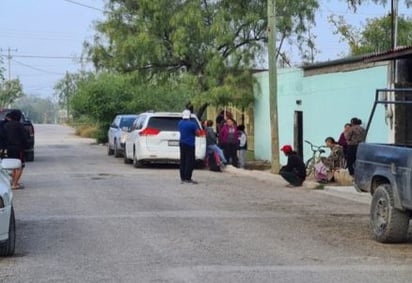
[[119, 117, 136, 128], [147, 117, 200, 131], [0, 110, 25, 122]]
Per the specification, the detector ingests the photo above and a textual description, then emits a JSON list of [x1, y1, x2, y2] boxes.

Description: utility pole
[[268, 0, 280, 173], [0, 48, 18, 80]]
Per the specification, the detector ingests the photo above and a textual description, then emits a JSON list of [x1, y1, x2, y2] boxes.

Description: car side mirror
[[110, 123, 118, 129]]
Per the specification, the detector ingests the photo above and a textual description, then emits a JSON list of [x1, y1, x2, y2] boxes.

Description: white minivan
[[124, 112, 206, 167]]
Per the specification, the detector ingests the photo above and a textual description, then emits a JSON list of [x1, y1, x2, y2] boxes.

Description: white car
[[124, 112, 206, 167], [107, 114, 139, 157], [0, 158, 22, 257]]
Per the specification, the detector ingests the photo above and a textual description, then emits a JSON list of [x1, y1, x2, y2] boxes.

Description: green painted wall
[[254, 64, 389, 163]]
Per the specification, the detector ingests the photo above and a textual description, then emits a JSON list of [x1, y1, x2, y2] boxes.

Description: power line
[[12, 59, 65, 76], [63, 0, 104, 12], [0, 54, 83, 60]]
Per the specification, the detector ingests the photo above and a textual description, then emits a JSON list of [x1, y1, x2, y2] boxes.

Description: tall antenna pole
[[268, 0, 280, 173]]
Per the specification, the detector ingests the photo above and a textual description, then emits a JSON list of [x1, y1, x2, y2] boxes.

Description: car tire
[[0, 206, 16, 257], [123, 152, 133, 164], [133, 153, 143, 168], [107, 143, 114, 155], [370, 184, 410, 243], [114, 140, 121, 158], [25, 151, 34, 162]]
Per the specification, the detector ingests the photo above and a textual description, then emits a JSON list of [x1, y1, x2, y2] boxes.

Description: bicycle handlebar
[[304, 140, 327, 152]]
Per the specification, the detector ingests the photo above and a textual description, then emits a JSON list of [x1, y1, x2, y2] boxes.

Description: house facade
[[253, 49, 412, 164]]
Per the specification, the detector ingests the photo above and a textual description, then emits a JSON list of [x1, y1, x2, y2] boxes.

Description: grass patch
[[74, 124, 98, 138], [313, 184, 325, 190]]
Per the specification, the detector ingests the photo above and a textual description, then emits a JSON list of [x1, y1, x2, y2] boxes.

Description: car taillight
[[139, 128, 160, 136], [197, 129, 206, 137], [26, 126, 34, 137]]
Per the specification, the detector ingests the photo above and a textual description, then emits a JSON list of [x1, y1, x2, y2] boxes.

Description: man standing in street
[[178, 109, 200, 184]]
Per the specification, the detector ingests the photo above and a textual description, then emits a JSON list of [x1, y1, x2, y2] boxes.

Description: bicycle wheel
[[305, 157, 314, 177]]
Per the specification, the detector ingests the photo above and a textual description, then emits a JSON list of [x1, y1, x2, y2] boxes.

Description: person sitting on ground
[[205, 120, 227, 165], [323, 137, 345, 171], [314, 137, 345, 183], [279, 145, 306, 187]]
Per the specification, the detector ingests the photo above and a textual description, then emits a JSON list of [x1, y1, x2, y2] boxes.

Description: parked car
[[124, 112, 206, 167], [0, 158, 22, 256], [107, 114, 139, 157], [0, 109, 35, 162]]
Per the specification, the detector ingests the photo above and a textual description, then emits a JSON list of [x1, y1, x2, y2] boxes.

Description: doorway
[[294, 111, 303, 158]]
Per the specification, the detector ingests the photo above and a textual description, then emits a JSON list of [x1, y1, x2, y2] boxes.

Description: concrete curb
[[223, 165, 371, 204]]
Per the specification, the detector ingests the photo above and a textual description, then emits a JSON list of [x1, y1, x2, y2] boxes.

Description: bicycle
[[304, 140, 327, 177]]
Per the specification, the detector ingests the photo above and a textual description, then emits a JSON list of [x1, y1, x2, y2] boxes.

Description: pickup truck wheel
[[0, 206, 16, 257], [370, 184, 410, 243]]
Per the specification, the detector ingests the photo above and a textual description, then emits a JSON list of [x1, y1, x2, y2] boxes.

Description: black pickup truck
[[354, 89, 412, 243], [0, 109, 35, 162]]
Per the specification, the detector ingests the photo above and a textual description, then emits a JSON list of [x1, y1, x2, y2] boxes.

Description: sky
[[0, 0, 410, 99]]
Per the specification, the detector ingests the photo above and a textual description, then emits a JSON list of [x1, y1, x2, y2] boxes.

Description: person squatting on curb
[[279, 145, 306, 187]]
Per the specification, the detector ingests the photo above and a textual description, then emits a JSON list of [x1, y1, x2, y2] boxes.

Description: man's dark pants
[[180, 143, 195, 181], [279, 170, 304, 186]]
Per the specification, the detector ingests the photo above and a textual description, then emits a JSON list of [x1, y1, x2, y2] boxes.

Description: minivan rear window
[[148, 117, 199, 131], [120, 117, 136, 128]]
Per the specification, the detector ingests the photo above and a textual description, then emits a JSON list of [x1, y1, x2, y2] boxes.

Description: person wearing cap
[[279, 145, 306, 187], [178, 109, 201, 184]]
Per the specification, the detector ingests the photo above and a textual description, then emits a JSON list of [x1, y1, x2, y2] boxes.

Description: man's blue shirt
[[178, 119, 198, 147]]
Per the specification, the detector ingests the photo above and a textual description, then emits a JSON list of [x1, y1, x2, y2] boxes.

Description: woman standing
[[346, 118, 366, 176], [218, 118, 239, 167]]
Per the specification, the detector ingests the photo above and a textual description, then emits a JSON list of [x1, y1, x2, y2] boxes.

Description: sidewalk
[[223, 165, 371, 204]]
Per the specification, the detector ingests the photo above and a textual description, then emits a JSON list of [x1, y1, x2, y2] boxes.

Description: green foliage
[[12, 95, 58, 123], [70, 72, 193, 142], [330, 14, 412, 56], [84, 0, 319, 109], [0, 79, 24, 107]]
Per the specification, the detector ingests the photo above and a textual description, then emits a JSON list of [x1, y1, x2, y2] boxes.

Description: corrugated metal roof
[[303, 46, 412, 70]]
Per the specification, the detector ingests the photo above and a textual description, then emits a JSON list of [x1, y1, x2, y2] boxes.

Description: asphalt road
[[0, 124, 411, 283]]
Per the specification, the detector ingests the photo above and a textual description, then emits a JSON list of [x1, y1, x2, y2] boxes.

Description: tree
[[70, 71, 193, 142], [53, 72, 86, 121], [0, 79, 24, 107], [329, 14, 412, 55], [12, 95, 58, 124], [84, 0, 320, 113]]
